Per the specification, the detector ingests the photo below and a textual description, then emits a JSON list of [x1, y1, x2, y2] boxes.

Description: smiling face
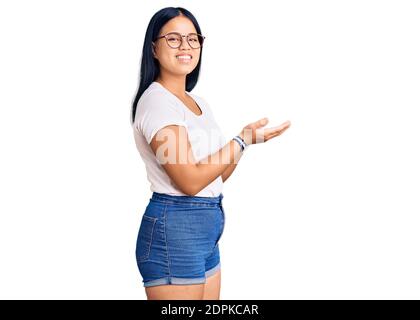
[[152, 15, 201, 77]]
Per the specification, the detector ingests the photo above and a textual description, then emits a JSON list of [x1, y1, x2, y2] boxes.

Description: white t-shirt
[[132, 81, 226, 197]]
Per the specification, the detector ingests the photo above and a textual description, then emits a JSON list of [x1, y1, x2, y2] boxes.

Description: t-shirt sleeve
[[135, 91, 187, 144]]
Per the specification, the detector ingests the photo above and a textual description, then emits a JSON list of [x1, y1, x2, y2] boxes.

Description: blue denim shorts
[[135, 192, 226, 288]]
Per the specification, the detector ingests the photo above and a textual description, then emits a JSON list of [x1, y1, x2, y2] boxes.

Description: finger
[[270, 129, 288, 140], [253, 117, 269, 128], [266, 127, 289, 140], [265, 123, 290, 135], [271, 120, 290, 129]]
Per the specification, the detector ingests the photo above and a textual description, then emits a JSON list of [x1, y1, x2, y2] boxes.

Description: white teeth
[[176, 55, 192, 59]]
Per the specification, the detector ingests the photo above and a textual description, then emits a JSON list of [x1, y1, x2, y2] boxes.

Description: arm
[[221, 163, 238, 182], [149, 117, 290, 195], [149, 125, 243, 196]]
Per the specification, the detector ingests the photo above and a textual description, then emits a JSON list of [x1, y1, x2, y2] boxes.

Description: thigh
[[146, 283, 205, 300], [203, 269, 221, 300]]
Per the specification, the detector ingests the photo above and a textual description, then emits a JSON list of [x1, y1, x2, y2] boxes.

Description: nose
[[179, 35, 191, 50]]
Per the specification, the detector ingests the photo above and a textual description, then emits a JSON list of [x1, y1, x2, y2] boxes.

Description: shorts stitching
[[213, 205, 225, 249], [144, 276, 206, 287], [153, 200, 218, 208], [142, 215, 157, 262], [163, 203, 172, 279], [137, 215, 157, 262]]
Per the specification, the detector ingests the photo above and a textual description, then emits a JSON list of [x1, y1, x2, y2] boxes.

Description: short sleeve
[[135, 91, 187, 144]]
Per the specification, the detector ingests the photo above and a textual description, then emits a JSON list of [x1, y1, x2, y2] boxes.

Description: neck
[[155, 73, 187, 99]]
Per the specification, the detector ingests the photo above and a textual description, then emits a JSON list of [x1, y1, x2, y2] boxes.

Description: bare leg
[[203, 269, 221, 300], [145, 283, 205, 300]]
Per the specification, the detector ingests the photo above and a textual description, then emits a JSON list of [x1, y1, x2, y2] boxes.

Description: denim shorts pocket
[[136, 215, 158, 262]]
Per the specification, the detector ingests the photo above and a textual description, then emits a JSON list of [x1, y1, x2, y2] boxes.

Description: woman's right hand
[[238, 117, 291, 145]]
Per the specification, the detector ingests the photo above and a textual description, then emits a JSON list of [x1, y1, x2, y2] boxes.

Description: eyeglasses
[[153, 32, 205, 49]]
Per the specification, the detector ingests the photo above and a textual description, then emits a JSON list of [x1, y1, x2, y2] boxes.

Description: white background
[[0, 0, 419, 299]]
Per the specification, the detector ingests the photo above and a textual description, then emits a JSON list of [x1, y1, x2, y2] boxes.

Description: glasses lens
[[187, 34, 204, 48], [166, 33, 182, 48]]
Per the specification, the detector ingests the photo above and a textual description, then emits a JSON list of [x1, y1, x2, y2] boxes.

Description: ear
[[151, 42, 157, 59]]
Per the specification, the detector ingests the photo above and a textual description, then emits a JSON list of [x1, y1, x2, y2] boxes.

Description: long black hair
[[131, 7, 204, 124]]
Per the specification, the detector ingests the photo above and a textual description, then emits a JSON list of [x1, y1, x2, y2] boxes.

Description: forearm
[[191, 139, 243, 193], [221, 163, 238, 182]]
